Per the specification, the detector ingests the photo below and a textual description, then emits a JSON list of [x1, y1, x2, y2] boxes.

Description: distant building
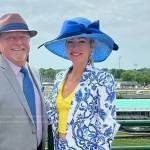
[[116, 81, 140, 89]]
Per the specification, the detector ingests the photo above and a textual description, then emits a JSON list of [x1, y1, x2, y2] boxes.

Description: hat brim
[[0, 29, 37, 37], [44, 33, 116, 62]]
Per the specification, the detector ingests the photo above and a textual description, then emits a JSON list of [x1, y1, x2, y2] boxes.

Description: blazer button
[[87, 141, 90, 146], [32, 129, 36, 134]]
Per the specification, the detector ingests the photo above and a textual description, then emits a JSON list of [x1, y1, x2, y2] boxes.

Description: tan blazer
[[0, 55, 47, 150]]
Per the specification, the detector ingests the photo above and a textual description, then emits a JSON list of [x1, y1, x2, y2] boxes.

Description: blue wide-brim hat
[[40, 17, 118, 62]]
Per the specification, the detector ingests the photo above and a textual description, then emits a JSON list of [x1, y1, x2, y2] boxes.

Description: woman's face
[[66, 37, 94, 66]]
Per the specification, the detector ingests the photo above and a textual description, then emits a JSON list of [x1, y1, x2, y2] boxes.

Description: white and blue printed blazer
[[47, 64, 120, 150]]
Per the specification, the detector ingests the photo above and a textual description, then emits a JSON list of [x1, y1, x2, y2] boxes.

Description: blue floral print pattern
[[47, 64, 120, 150]]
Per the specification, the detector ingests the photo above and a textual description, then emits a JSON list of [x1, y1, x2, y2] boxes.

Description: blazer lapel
[[67, 64, 93, 126], [28, 65, 48, 136], [0, 55, 35, 125]]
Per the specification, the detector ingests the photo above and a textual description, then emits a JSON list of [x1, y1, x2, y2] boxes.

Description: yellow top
[[56, 80, 76, 134]]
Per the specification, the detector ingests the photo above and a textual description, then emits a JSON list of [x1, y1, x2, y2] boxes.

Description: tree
[[39, 68, 58, 82], [121, 71, 135, 81], [111, 69, 124, 79]]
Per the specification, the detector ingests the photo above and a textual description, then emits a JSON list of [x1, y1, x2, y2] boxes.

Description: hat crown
[[69, 17, 92, 27], [0, 13, 27, 26], [58, 17, 101, 40], [0, 13, 37, 37]]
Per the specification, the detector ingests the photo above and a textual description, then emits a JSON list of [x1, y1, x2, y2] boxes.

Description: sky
[[0, 0, 150, 70]]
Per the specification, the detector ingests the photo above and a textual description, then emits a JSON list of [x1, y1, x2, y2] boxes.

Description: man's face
[[0, 31, 30, 66]]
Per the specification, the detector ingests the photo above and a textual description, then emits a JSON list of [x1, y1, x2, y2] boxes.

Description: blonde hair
[[88, 55, 94, 66]]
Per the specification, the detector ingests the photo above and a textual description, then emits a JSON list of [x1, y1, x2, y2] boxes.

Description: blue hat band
[[0, 23, 29, 32], [58, 20, 103, 39]]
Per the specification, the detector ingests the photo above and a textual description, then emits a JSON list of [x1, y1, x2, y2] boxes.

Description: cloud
[[0, 0, 150, 69]]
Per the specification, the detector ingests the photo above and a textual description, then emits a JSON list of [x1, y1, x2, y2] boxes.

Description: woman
[[41, 17, 120, 150]]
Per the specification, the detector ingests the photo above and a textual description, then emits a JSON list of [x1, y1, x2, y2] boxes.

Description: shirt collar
[[3, 55, 28, 76]]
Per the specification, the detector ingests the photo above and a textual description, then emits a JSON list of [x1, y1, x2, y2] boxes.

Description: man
[[0, 13, 47, 150]]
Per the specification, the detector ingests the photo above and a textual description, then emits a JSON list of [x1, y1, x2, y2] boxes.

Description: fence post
[[48, 124, 54, 150]]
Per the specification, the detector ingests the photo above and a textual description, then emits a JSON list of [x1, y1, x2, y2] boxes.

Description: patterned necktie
[[20, 67, 36, 124]]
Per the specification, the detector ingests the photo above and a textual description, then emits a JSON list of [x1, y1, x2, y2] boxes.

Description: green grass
[[113, 131, 150, 146], [115, 131, 129, 136], [113, 138, 150, 146]]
